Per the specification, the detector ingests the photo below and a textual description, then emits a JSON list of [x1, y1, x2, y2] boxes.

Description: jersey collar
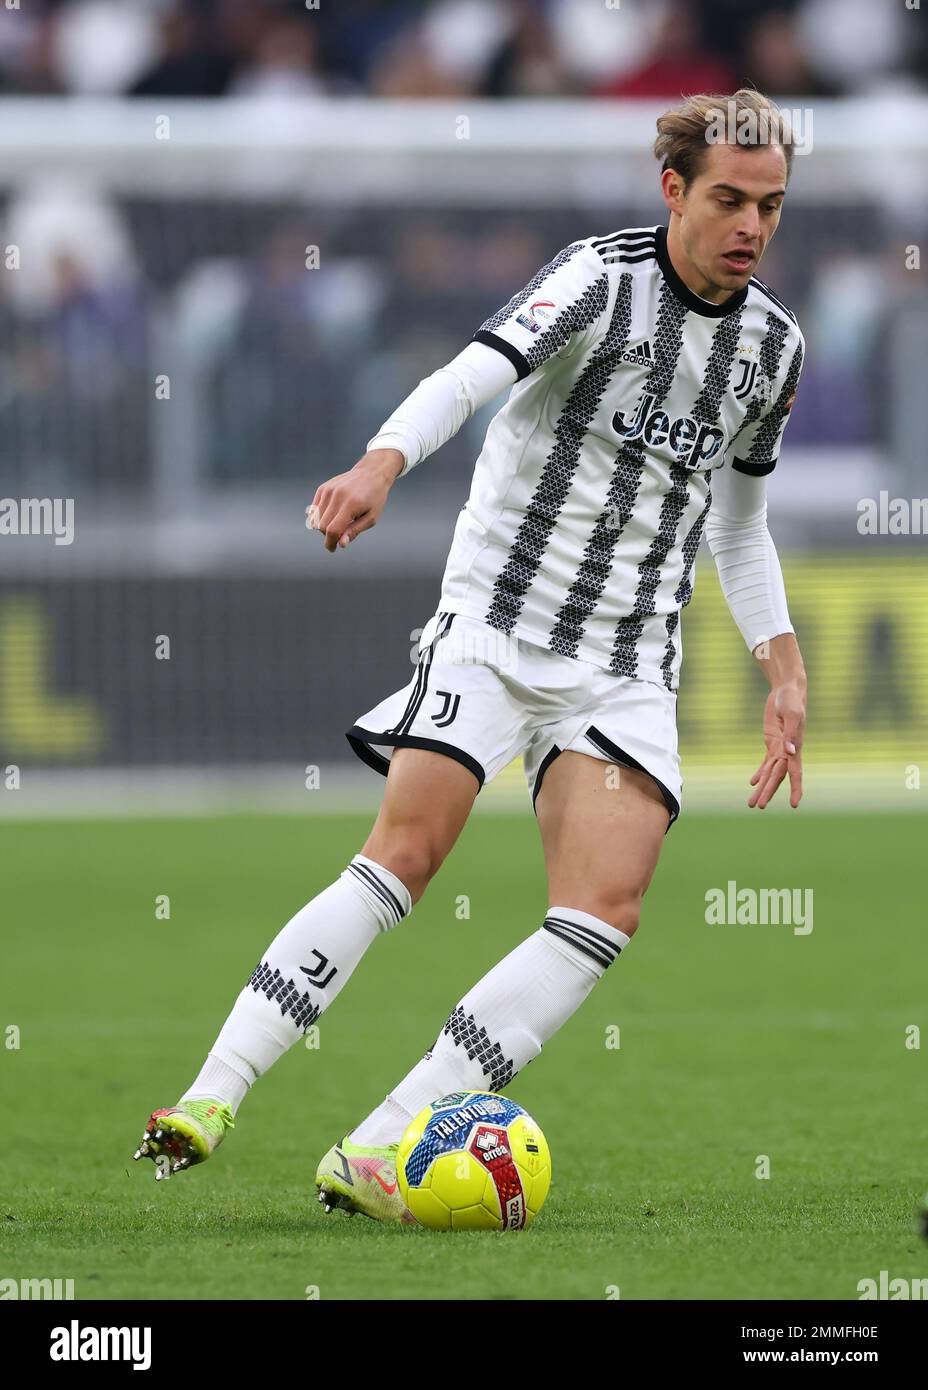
[[655, 224, 748, 318]]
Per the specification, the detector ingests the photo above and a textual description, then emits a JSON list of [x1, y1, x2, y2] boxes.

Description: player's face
[[665, 143, 788, 300]]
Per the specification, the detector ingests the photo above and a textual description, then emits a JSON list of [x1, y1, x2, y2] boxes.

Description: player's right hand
[[307, 448, 404, 553]]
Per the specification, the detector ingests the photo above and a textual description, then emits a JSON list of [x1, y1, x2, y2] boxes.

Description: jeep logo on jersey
[[612, 392, 725, 471]]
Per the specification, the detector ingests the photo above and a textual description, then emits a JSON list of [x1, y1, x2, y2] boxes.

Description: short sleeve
[[472, 240, 609, 380], [728, 331, 804, 477]]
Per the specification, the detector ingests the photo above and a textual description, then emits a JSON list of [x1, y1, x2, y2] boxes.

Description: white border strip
[[0, 762, 922, 819]]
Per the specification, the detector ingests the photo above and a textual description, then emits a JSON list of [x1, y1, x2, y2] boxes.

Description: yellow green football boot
[[315, 1136, 415, 1223], [133, 1100, 235, 1180]]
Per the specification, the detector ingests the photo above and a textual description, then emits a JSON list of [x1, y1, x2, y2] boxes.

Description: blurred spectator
[[367, 32, 464, 99], [691, 0, 784, 71], [55, 0, 160, 95], [480, 0, 573, 98], [207, 226, 348, 480], [550, 0, 669, 90], [595, 3, 736, 99], [739, 9, 841, 97], [0, 1, 63, 95], [314, 0, 424, 89], [3, 178, 139, 315], [419, 0, 519, 94], [796, 0, 906, 93], [230, 15, 332, 98], [130, 7, 234, 97], [46, 250, 146, 400], [0, 183, 149, 490]]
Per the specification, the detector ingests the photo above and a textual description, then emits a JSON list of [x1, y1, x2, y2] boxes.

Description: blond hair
[[654, 89, 795, 187]]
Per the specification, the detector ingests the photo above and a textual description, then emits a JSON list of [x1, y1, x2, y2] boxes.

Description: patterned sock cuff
[[344, 853, 413, 929], [542, 905, 629, 973]]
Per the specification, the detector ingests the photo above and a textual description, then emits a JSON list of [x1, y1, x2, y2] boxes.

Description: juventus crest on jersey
[[437, 223, 803, 691]]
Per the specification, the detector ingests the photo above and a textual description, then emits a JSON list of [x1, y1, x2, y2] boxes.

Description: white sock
[[180, 854, 411, 1109], [350, 906, 628, 1146], [182, 1052, 250, 1114]]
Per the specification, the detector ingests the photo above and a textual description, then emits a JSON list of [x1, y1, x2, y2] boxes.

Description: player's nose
[[737, 206, 762, 241]]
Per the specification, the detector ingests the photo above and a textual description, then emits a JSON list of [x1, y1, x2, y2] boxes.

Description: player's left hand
[[748, 682, 805, 810], [307, 449, 404, 553]]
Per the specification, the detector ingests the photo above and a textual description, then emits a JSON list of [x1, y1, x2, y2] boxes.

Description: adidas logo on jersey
[[622, 339, 653, 368]]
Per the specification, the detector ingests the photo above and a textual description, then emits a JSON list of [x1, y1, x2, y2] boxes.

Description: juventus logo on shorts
[[431, 690, 461, 727]]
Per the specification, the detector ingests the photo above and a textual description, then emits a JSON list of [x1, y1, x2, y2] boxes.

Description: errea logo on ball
[[612, 393, 726, 471], [473, 1127, 510, 1163]]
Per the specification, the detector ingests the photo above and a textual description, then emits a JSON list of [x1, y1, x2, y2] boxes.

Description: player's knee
[[363, 832, 443, 905], [580, 891, 643, 939]]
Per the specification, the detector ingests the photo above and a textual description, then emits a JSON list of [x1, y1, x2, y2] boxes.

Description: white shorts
[[346, 608, 682, 828]]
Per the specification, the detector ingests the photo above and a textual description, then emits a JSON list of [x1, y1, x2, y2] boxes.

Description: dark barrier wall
[[0, 576, 441, 769], [2, 558, 926, 774]]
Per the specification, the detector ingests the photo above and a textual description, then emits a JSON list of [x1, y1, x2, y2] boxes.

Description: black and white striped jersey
[[437, 223, 803, 691]]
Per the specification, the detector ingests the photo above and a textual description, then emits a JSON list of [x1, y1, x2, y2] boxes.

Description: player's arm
[[308, 239, 608, 553], [705, 462, 807, 810], [708, 325, 806, 809], [307, 343, 517, 552]]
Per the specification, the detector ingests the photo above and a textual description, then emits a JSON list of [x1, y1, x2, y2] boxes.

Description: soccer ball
[[396, 1090, 551, 1231]]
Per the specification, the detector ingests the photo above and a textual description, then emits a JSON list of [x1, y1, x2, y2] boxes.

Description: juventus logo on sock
[[300, 949, 338, 989]]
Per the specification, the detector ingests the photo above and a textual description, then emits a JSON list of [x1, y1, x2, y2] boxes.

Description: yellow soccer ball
[[397, 1091, 551, 1231]]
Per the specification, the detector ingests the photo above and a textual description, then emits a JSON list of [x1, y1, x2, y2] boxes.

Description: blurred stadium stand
[[0, 0, 926, 813], [0, 0, 925, 100]]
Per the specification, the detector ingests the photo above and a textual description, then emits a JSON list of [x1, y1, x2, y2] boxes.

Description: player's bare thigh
[[535, 749, 670, 937], [361, 747, 480, 906]]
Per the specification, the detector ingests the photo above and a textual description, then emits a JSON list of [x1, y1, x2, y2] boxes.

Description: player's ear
[[660, 167, 687, 216]]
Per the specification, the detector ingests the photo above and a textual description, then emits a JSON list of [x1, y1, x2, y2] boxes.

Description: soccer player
[[135, 89, 808, 1220]]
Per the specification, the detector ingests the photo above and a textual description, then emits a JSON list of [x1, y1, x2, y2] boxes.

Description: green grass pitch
[[2, 808, 925, 1301]]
